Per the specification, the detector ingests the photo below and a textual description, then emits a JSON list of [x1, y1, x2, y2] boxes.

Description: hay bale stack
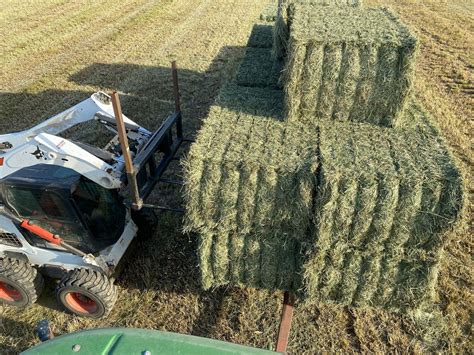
[[185, 87, 463, 310], [217, 82, 284, 120], [282, 5, 418, 126], [235, 48, 283, 89], [302, 101, 463, 312], [247, 24, 274, 48], [184, 88, 319, 290], [273, 0, 363, 59]]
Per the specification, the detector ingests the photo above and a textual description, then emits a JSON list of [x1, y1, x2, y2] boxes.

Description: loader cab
[[0, 165, 126, 254]]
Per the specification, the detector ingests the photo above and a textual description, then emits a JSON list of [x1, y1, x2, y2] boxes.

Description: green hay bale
[[302, 100, 463, 312], [211, 162, 240, 285], [277, 237, 301, 290], [273, 8, 289, 60], [281, 5, 418, 127], [336, 252, 363, 303], [216, 82, 284, 120], [198, 232, 214, 289], [229, 231, 245, 283], [235, 48, 283, 89], [244, 235, 262, 287], [273, 0, 363, 59], [247, 24, 274, 48], [184, 101, 319, 290]]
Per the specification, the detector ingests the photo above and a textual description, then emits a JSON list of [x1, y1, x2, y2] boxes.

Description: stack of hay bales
[[235, 47, 283, 89], [302, 102, 463, 311], [273, 0, 363, 59], [183, 1, 463, 314], [216, 82, 284, 119], [183, 85, 319, 290], [280, 4, 418, 126], [239, 23, 284, 90], [247, 24, 274, 49]]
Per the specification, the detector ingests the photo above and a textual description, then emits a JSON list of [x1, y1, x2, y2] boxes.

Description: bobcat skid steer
[[0, 63, 186, 318]]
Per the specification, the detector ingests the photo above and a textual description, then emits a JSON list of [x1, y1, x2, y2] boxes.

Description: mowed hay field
[[0, 0, 472, 353]]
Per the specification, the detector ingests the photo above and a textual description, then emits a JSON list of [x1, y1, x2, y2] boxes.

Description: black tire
[[0, 258, 44, 307], [132, 207, 158, 240], [56, 269, 117, 319]]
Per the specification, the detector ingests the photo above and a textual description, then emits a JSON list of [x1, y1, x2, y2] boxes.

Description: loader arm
[[0, 92, 147, 149], [2, 132, 122, 189], [0, 93, 154, 189]]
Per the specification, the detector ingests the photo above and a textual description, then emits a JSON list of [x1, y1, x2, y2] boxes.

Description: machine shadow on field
[[0, 45, 272, 135], [0, 45, 252, 339]]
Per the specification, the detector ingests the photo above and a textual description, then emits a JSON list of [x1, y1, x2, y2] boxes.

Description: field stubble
[[0, 0, 472, 353]]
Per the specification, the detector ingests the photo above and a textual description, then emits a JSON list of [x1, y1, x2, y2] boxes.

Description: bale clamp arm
[[112, 61, 189, 212]]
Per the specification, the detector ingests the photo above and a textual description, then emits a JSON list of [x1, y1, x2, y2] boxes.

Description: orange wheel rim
[[0, 281, 22, 302], [64, 292, 98, 314]]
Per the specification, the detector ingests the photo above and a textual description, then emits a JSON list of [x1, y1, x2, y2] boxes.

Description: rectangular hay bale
[[184, 98, 319, 290], [247, 24, 274, 48], [273, 0, 363, 59], [235, 47, 283, 89], [282, 5, 418, 127], [302, 100, 463, 312], [217, 82, 284, 120]]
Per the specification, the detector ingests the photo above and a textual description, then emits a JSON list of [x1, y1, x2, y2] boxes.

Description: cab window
[[6, 187, 73, 220], [72, 179, 125, 244], [5, 187, 91, 251]]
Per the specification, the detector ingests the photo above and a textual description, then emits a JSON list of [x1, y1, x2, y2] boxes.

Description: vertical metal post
[[171, 61, 183, 138], [111, 92, 143, 210], [275, 291, 295, 353]]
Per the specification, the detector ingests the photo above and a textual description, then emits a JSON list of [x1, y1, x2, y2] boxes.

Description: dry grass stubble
[[0, 0, 472, 353]]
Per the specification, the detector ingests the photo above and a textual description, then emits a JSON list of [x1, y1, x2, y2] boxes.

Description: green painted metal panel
[[23, 328, 277, 355]]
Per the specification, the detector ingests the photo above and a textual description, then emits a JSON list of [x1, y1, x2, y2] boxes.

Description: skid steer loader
[[0, 63, 186, 318]]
